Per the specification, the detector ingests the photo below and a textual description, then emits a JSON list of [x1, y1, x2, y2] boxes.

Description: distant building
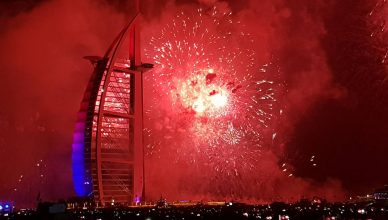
[[0, 203, 13, 214], [374, 185, 388, 200]]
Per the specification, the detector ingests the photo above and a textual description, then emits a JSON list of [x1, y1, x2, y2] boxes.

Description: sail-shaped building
[[72, 5, 150, 205]]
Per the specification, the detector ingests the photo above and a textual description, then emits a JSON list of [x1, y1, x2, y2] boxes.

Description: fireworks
[[369, 0, 388, 65], [143, 7, 283, 196]]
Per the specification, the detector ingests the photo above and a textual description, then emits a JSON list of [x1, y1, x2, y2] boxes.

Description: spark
[[221, 122, 242, 145], [143, 7, 283, 192]]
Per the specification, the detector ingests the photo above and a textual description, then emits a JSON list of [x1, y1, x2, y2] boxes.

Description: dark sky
[[288, 0, 388, 193], [0, 0, 387, 207]]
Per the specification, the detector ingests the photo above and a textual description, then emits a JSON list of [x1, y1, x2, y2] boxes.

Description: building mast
[[129, 0, 145, 203]]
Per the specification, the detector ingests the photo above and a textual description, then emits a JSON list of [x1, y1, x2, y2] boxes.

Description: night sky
[[0, 0, 388, 207], [289, 0, 388, 193]]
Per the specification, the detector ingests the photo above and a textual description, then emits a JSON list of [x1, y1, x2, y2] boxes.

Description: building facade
[[72, 13, 147, 205], [374, 185, 388, 201]]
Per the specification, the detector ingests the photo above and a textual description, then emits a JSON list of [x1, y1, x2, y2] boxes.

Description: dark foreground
[[2, 201, 388, 220]]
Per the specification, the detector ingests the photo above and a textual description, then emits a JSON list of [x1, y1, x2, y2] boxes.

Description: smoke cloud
[[0, 0, 353, 207], [0, 0, 126, 207]]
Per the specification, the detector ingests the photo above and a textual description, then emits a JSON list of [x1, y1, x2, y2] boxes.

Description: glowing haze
[[3, 0, 388, 207]]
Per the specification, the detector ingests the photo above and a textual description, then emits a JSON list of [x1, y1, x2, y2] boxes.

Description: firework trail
[[357, 0, 388, 103], [143, 7, 283, 199], [369, 0, 388, 66]]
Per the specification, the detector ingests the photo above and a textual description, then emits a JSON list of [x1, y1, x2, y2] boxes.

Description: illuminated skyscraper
[[72, 2, 149, 205]]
